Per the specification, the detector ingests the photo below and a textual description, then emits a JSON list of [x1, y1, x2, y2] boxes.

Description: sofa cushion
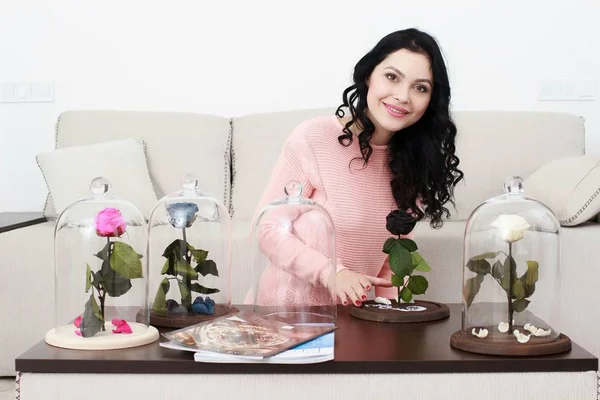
[[44, 110, 232, 217], [231, 109, 585, 221], [524, 155, 600, 226], [37, 138, 157, 219]]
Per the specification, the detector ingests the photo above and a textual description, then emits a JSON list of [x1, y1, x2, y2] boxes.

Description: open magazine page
[[161, 311, 337, 359]]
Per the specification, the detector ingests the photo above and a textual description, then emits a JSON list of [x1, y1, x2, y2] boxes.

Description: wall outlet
[[538, 78, 596, 101], [0, 81, 55, 103]]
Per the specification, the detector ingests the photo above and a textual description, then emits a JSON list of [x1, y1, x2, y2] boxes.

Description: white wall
[[1, 0, 599, 212]]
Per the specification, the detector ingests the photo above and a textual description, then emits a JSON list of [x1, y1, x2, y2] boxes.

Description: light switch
[[538, 78, 596, 101], [0, 81, 54, 103], [14, 84, 29, 99]]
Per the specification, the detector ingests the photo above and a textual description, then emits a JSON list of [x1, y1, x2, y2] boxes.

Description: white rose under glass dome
[[450, 177, 571, 356]]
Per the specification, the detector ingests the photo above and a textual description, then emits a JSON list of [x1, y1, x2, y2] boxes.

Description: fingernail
[[361, 295, 367, 300], [342, 301, 348, 306], [355, 300, 361, 306], [366, 286, 371, 290]]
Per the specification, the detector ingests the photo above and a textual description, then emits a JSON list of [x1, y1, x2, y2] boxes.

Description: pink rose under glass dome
[[45, 177, 159, 350]]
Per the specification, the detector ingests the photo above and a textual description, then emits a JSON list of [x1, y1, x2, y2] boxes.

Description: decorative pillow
[[37, 138, 157, 220], [524, 155, 600, 226]]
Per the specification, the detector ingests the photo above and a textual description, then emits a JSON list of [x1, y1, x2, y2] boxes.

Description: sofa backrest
[[45, 110, 232, 217], [230, 108, 585, 221]]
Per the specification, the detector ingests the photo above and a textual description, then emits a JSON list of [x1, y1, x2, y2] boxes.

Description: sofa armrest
[[0, 212, 47, 233]]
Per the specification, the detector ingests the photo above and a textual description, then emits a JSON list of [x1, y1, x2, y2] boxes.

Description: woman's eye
[[415, 85, 429, 93], [386, 73, 398, 82]]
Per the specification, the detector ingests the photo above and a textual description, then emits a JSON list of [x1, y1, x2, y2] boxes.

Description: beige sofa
[[1, 107, 598, 385]]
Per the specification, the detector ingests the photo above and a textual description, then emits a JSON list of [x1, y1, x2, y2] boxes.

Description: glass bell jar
[[450, 176, 571, 356], [45, 177, 159, 350], [246, 180, 337, 326], [146, 174, 233, 328]]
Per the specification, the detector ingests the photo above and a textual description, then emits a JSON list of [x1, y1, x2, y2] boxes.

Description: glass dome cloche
[[45, 177, 159, 350], [145, 174, 233, 328], [246, 180, 337, 326], [450, 176, 571, 356]]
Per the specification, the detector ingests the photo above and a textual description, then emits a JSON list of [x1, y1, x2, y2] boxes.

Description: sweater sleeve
[[253, 127, 345, 288]]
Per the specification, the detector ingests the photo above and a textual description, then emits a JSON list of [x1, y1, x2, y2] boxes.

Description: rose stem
[[181, 228, 192, 311], [507, 242, 514, 332]]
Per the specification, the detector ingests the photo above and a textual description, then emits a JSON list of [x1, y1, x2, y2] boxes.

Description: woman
[[252, 28, 464, 308]]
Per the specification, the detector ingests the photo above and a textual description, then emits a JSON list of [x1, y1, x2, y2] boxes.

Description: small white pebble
[[498, 322, 509, 333], [534, 328, 552, 337], [471, 328, 489, 338], [513, 329, 531, 343], [374, 297, 391, 305]]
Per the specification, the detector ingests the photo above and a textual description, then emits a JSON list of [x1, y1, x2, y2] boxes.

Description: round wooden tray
[[350, 300, 450, 323], [450, 328, 572, 356], [136, 305, 239, 329]]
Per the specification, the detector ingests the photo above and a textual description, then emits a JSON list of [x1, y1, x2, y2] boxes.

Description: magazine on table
[[160, 311, 337, 359], [161, 331, 335, 364]]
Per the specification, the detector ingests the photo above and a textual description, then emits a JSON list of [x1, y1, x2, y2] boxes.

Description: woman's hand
[[335, 269, 392, 306]]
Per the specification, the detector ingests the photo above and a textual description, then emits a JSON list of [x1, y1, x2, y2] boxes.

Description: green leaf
[[162, 239, 186, 260], [398, 238, 418, 252], [178, 280, 191, 309], [500, 255, 517, 291], [85, 264, 92, 293], [195, 260, 219, 277], [400, 287, 413, 303], [512, 298, 530, 313], [466, 259, 491, 275], [97, 260, 132, 297], [91, 295, 103, 320], [110, 241, 144, 279], [512, 280, 526, 299], [94, 242, 110, 261], [470, 251, 500, 261], [463, 274, 484, 308], [190, 283, 220, 295], [81, 295, 104, 338], [412, 251, 431, 272], [391, 274, 405, 287], [187, 243, 208, 265], [152, 278, 169, 313], [520, 261, 539, 297], [175, 259, 198, 280], [491, 261, 504, 280], [389, 245, 413, 278], [161, 259, 174, 275], [407, 275, 428, 295], [382, 238, 397, 254]]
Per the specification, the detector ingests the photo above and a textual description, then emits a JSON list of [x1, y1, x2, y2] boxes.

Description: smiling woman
[[250, 28, 464, 311]]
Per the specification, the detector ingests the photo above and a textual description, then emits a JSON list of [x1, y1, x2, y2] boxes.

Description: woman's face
[[366, 49, 433, 136]]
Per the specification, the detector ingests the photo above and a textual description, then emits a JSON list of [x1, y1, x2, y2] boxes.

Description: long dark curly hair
[[335, 28, 464, 229]]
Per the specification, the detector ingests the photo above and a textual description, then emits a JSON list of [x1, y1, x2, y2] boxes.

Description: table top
[[16, 304, 597, 374]]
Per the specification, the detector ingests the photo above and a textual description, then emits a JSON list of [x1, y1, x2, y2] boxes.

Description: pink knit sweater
[[253, 115, 414, 306]]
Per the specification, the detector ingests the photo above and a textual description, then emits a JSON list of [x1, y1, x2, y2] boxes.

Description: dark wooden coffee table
[[14, 304, 598, 400], [16, 304, 596, 374]]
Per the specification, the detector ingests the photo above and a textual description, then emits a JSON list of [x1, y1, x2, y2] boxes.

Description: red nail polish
[[343, 301, 348, 306], [355, 300, 361, 306], [366, 286, 371, 290], [361, 295, 367, 300]]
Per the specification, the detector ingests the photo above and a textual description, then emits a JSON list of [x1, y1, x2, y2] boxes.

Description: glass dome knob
[[284, 180, 303, 197], [89, 177, 111, 195], [182, 174, 199, 193], [503, 176, 524, 195]]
